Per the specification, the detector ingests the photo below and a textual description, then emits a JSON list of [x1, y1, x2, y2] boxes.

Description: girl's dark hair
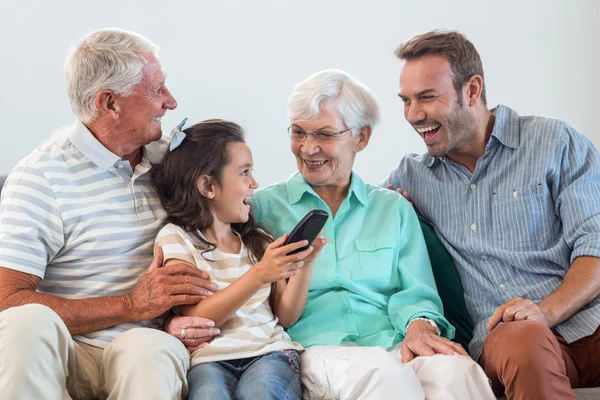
[[151, 119, 272, 263]]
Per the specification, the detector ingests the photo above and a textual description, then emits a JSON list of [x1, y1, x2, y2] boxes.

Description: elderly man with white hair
[[249, 69, 495, 400], [0, 28, 219, 399]]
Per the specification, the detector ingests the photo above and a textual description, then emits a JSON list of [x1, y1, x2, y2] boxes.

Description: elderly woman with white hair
[[250, 70, 494, 400]]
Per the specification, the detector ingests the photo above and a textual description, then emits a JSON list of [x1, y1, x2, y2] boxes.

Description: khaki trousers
[[480, 320, 600, 400], [0, 304, 189, 400]]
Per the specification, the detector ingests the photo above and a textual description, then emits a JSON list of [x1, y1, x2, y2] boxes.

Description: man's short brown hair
[[395, 30, 487, 105]]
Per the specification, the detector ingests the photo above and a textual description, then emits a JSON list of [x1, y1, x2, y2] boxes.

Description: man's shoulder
[[498, 106, 589, 150], [15, 135, 75, 171], [403, 152, 435, 165], [519, 114, 572, 138], [383, 152, 435, 185], [4, 135, 77, 193]]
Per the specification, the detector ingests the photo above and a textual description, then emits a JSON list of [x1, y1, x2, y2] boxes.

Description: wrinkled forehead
[[291, 106, 346, 130], [142, 53, 167, 83]]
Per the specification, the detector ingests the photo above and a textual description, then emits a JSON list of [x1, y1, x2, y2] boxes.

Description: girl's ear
[[197, 175, 216, 199]]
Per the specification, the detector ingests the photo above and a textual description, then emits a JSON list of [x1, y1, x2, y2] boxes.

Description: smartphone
[[283, 209, 329, 255]]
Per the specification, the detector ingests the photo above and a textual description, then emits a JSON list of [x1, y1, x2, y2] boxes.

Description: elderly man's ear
[[95, 90, 120, 118], [356, 126, 372, 152]]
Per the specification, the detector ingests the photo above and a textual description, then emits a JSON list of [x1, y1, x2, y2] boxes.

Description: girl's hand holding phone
[[254, 235, 313, 283]]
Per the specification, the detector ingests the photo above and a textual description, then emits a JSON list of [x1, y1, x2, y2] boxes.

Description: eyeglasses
[[287, 125, 353, 142]]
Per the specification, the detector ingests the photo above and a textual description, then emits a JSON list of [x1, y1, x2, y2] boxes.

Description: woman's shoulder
[[250, 179, 295, 212]]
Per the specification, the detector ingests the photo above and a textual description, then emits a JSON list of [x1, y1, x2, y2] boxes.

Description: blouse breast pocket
[[492, 184, 550, 250], [354, 235, 396, 280]]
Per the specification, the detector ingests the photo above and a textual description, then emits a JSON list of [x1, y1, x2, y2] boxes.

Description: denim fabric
[[187, 350, 301, 400]]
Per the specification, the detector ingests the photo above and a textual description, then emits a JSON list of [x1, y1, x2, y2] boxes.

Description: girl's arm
[[174, 259, 264, 327], [177, 236, 313, 327], [272, 237, 328, 327]]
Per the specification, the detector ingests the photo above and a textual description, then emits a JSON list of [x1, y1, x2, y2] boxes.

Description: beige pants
[[301, 345, 495, 400], [0, 304, 189, 400]]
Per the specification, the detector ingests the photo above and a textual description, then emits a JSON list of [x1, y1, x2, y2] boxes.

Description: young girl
[[151, 119, 326, 400]]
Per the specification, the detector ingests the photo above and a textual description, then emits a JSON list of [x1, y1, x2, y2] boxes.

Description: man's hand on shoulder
[[385, 184, 412, 204], [123, 247, 217, 321], [487, 297, 551, 331]]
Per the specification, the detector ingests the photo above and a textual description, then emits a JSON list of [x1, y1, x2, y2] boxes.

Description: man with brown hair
[[383, 29, 600, 399]]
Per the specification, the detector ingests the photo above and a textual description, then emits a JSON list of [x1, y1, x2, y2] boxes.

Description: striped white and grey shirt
[[0, 120, 169, 348], [156, 223, 302, 367], [382, 105, 600, 360]]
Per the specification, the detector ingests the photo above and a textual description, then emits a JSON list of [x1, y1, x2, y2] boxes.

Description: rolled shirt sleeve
[[553, 125, 600, 263]]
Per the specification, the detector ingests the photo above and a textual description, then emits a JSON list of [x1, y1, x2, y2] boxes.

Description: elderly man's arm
[[489, 126, 600, 331], [0, 247, 216, 335]]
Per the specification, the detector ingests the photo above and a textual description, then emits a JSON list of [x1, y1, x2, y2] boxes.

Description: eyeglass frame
[[287, 125, 354, 142]]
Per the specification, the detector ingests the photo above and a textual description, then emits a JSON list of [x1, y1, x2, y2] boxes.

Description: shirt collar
[[489, 104, 521, 150], [68, 120, 169, 170], [285, 171, 369, 207], [425, 104, 521, 168], [68, 120, 119, 170]]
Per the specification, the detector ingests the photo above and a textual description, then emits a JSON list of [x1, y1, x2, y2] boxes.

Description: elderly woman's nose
[[301, 136, 321, 154], [301, 142, 320, 155]]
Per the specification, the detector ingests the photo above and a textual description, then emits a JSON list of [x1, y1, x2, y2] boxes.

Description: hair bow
[[169, 117, 188, 151]]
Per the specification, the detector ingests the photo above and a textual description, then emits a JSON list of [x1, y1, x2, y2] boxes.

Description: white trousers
[[301, 345, 495, 400], [0, 304, 189, 400]]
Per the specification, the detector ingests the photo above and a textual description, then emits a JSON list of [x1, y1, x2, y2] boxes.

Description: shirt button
[[470, 223, 477, 231], [117, 163, 124, 169], [499, 283, 506, 289], [481, 255, 488, 260], [470, 183, 477, 191], [138, 200, 144, 206], [513, 191, 518, 198]]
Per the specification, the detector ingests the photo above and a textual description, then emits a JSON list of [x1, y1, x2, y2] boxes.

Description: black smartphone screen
[[283, 209, 329, 255]]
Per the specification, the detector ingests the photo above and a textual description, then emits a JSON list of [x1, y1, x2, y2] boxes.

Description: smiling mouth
[[153, 116, 163, 122], [304, 159, 328, 167], [415, 123, 441, 143]]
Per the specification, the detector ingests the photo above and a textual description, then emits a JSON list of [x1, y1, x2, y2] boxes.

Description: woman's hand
[[399, 320, 468, 363], [254, 235, 314, 284]]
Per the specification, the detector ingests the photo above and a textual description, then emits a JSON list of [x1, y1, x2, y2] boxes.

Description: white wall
[[1, 0, 598, 187]]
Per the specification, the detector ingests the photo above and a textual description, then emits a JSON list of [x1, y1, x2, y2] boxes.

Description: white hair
[[65, 28, 159, 124], [287, 69, 381, 135]]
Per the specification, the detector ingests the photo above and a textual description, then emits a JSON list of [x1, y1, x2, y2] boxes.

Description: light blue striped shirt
[[382, 105, 600, 360], [0, 121, 169, 348]]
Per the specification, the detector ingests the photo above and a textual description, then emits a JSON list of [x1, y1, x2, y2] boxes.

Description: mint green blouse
[[250, 171, 454, 350]]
